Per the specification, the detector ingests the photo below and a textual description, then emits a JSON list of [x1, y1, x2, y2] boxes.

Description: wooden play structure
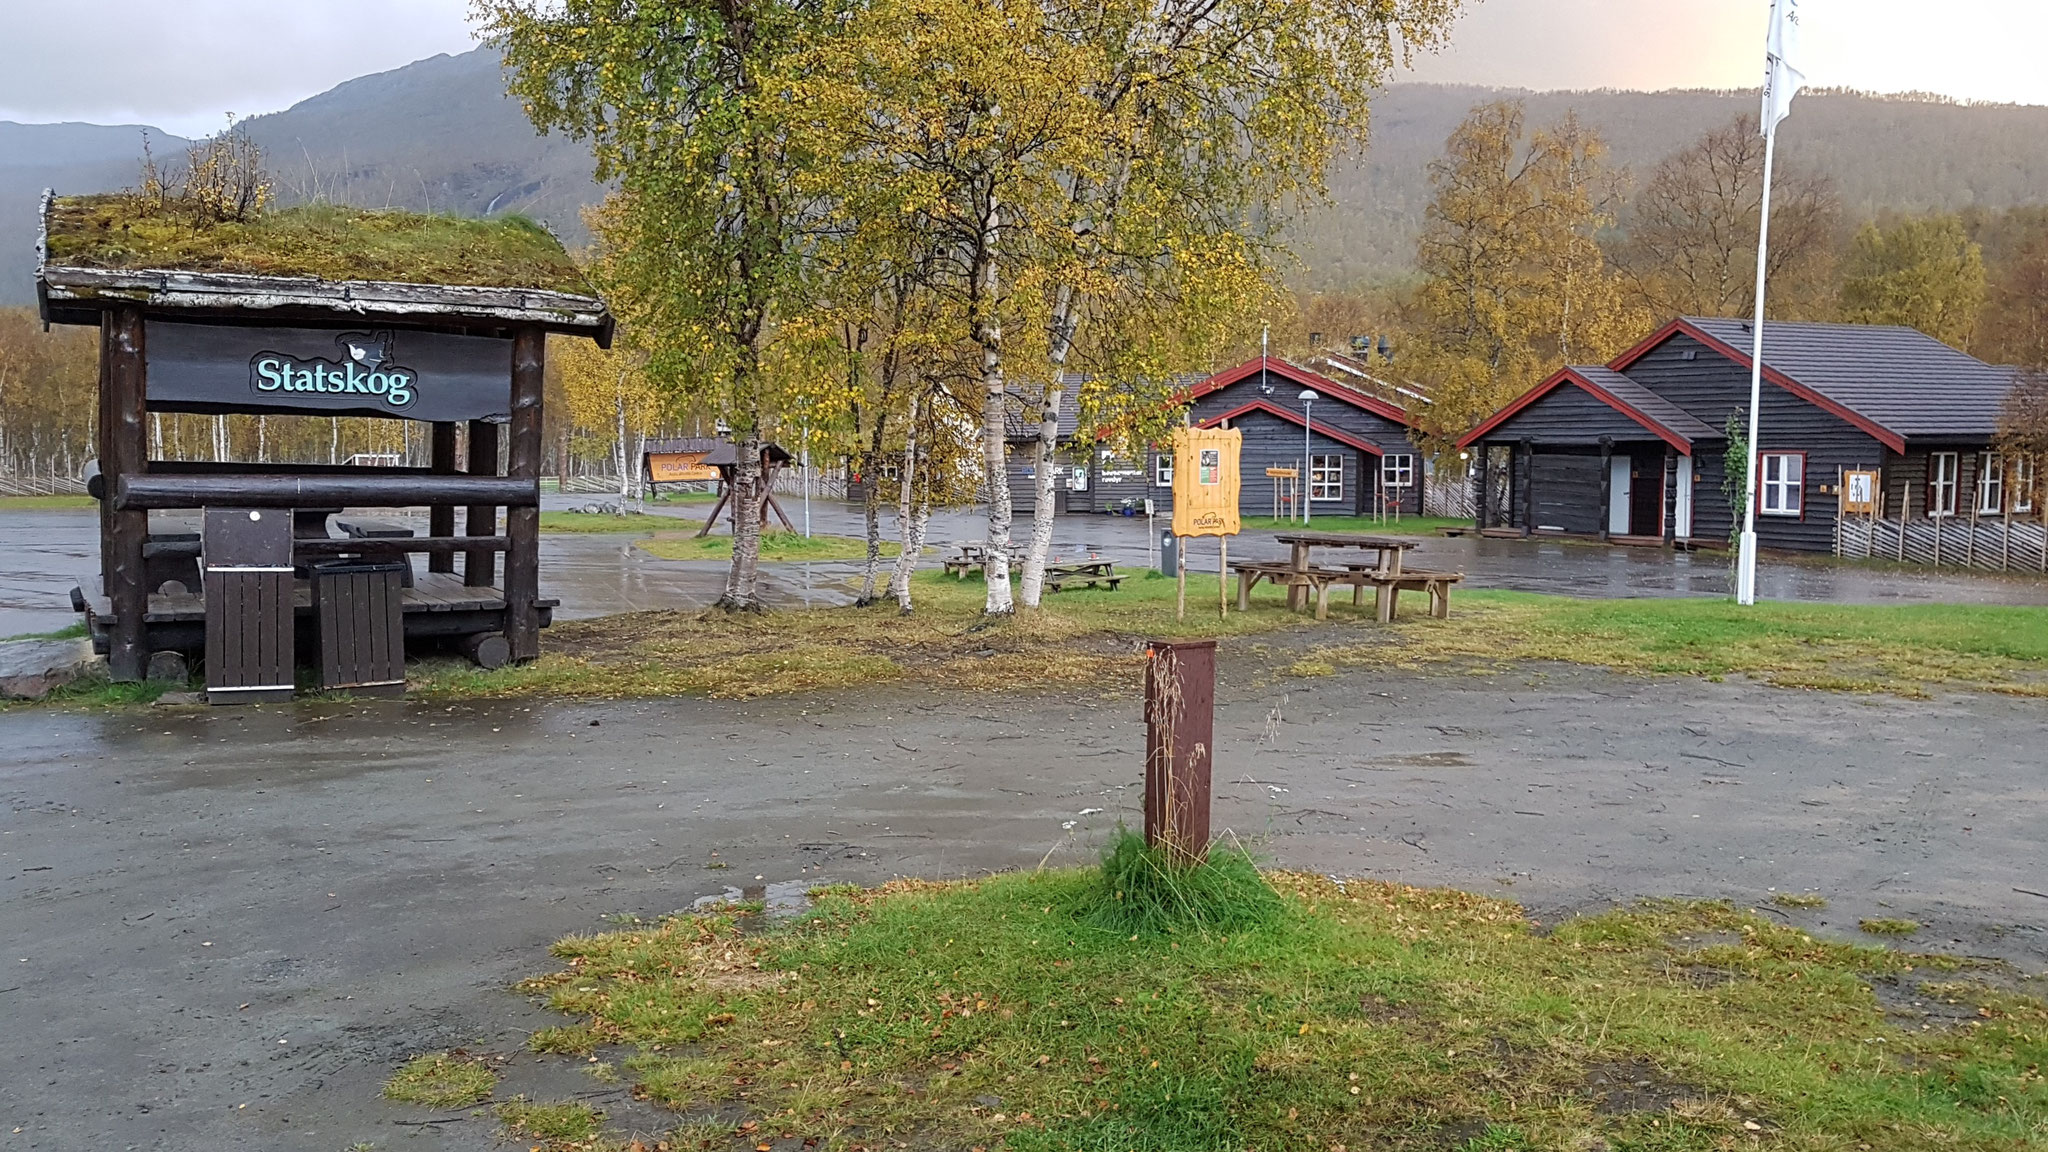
[[38, 192, 611, 695]]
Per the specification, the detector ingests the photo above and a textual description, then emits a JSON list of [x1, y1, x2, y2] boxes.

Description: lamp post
[[1298, 389, 1318, 525]]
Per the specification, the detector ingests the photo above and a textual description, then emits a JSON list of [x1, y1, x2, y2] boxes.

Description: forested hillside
[[7, 49, 2048, 305]]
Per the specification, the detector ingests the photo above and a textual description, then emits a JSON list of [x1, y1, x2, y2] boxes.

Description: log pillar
[[464, 419, 499, 587], [503, 327, 545, 662], [103, 305, 150, 681], [1598, 436, 1614, 541], [1519, 438, 1534, 537], [1144, 638, 1216, 866], [428, 422, 458, 573]]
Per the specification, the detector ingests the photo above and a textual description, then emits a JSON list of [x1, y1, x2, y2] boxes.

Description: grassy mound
[[452, 866, 2046, 1151], [1088, 827, 1282, 938]]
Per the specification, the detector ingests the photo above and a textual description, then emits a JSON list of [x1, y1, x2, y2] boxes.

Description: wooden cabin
[[36, 192, 611, 684], [1457, 318, 2022, 552]]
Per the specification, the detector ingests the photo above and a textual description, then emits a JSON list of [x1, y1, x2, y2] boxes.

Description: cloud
[[0, 0, 478, 137]]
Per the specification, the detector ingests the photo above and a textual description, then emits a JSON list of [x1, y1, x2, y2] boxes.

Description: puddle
[[1382, 751, 1475, 767], [692, 878, 819, 925]]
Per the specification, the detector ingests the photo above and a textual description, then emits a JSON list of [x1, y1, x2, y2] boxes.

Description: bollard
[[1144, 638, 1216, 865]]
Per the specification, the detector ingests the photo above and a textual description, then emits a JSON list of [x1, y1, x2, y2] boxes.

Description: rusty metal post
[[1144, 638, 1216, 864]]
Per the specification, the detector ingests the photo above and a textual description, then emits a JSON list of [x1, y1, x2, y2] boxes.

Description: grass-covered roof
[[43, 194, 590, 295]]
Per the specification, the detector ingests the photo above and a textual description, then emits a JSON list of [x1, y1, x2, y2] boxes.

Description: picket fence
[[1837, 515, 2048, 573]]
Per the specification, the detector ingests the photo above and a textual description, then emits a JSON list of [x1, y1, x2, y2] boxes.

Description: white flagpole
[[1736, 124, 1776, 606]]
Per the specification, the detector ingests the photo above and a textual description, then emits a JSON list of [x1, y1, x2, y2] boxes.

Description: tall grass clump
[[1087, 825, 1282, 937]]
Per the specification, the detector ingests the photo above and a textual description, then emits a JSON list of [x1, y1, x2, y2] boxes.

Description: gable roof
[[1196, 399, 1386, 456], [1457, 365, 1719, 453], [1610, 317, 2013, 448], [1184, 357, 1413, 426]]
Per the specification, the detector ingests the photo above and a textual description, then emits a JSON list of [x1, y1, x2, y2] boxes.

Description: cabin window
[[1928, 451, 1960, 516], [1978, 452, 2005, 515], [877, 461, 901, 483], [1759, 452, 1803, 516], [1309, 454, 1344, 501], [1155, 454, 1173, 487], [2015, 456, 2037, 514], [1381, 453, 1415, 490]]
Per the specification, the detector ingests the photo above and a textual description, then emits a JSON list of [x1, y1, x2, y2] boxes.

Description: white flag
[[1761, 0, 1807, 133]]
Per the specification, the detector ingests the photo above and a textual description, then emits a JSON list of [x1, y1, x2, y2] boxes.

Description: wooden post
[[428, 422, 458, 573], [1597, 437, 1613, 541], [1474, 445, 1490, 530], [1144, 638, 1215, 865], [1217, 537, 1227, 618], [103, 305, 150, 682], [503, 327, 545, 662], [465, 419, 500, 587], [1175, 536, 1186, 621], [1519, 439, 1534, 537]]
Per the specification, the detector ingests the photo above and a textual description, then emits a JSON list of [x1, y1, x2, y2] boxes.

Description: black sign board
[[144, 321, 513, 422]]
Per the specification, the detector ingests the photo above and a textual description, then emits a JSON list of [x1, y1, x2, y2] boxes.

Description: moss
[[382, 1051, 496, 1108], [45, 194, 588, 293]]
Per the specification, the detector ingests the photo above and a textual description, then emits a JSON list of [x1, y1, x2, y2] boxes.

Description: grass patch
[[382, 1051, 496, 1108], [493, 1097, 604, 1146], [1089, 828, 1283, 938], [635, 529, 897, 563], [1861, 918, 1921, 937], [0, 494, 94, 511], [1773, 892, 1829, 909], [538, 510, 690, 534], [501, 868, 2046, 1152], [2, 621, 87, 642], [47, 194, 587, 291]]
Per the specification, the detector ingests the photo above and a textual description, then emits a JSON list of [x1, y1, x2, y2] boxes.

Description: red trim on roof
[[1182, 356, 1412, 426], [1456, 368, 1696, 454], [1606, 318, 1908, 453], [1198, 399, 1386, 456]]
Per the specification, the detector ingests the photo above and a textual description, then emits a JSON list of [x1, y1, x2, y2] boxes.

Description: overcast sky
[[3, 0, 2044, 138]]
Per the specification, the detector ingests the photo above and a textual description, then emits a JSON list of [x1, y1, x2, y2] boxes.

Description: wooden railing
[[1837, 515, 2048, 573]]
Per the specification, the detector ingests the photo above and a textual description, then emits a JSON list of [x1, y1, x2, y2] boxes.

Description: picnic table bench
[[942, 542, 990, 578], [1044, 560, 1122, 592], [1229, 531, 1464, 621]]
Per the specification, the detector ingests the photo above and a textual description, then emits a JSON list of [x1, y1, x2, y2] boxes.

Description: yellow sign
[[1171, 426, 1241, 537], [1842, 469, 1879, 514], [648, 452, 718, 483]]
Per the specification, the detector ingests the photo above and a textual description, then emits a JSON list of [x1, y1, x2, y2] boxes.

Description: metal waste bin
[[312, 559, 407, 696], [1159, 531, 1178, 577]]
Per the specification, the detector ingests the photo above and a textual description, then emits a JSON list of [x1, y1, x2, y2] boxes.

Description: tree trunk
[[721, 434, 766, 611], [614, 372, 630, 502], [888, 390, 924, 611], [858, 458, 884, 604], [1017, 284, 1076, 607], [975, 205, 1014, 614]]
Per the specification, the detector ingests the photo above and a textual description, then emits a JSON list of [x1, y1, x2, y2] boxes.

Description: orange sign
[[1171, 426, 1241, 537], [647, 452, 717, 483]]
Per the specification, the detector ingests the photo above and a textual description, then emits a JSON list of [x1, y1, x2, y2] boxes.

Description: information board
[[1170, 426, 1241, 538]]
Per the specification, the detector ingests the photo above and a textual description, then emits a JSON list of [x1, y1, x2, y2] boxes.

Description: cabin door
[[1608, 456, 1633, 535], [1674, 456, 1695, 538]]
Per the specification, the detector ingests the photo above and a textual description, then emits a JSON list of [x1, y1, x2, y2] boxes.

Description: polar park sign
[[143, 321, 515, 423]]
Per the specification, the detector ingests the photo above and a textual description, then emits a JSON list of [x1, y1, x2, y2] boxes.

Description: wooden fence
[[1837, 515, 2048, 573]]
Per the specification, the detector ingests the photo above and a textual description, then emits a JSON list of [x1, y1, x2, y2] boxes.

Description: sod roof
[[42, 194, 590, 294]]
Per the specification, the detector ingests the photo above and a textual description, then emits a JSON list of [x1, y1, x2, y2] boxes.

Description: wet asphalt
[[2, 657, 2044, 1151]]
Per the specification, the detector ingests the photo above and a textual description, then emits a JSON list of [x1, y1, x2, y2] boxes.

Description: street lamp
[[1298, 389, 1318, 525]]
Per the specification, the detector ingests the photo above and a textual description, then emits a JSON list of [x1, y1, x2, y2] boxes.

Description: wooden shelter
[[36, 192, 612, 684], [692, 441, 797, 537]]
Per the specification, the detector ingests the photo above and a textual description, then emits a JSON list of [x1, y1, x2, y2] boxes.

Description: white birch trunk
[[888, 390, 924, 610], [1017, 284, 1076, 607], [722, 434, 765, 610], [614, 372, 630, 502], [975, 204, 1014, 614]]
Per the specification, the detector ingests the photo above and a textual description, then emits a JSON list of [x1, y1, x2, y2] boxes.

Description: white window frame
[[1309, 453, 1344, 502], [1759, 451, 1804, 517], [1380, 453, 1415, 490], [1977, 452, 2005, 515], [2015, 455, 2036, 514], [1928, 451, 1960, 517], [1155, 453, 1173, 487]]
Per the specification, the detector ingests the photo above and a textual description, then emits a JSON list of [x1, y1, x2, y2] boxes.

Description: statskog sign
[[251, 331, 418, 409]]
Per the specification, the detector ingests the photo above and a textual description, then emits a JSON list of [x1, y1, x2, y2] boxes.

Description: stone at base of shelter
[[146, 650, 190, 684], [0, 638, 99, 700]]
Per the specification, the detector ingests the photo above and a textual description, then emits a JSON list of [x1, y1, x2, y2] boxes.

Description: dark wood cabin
[[37, 192, 611, 684], [1458, 318, 2021, 552]]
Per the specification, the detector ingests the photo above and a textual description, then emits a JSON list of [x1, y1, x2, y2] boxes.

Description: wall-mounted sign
[[1171, 426, 1241, 537], [145, 321, 514, 423], [1842, 469, 1879, 514]]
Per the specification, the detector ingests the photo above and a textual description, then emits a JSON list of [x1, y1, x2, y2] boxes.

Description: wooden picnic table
[[1234, 531, 1461, 622], [1044, 559, 1121, 592]]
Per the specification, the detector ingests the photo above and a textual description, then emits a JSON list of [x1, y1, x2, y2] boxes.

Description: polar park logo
[[249, 331, 418, 410]]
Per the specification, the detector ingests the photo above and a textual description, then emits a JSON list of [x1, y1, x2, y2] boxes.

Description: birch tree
[[482, 0, 840, 610]]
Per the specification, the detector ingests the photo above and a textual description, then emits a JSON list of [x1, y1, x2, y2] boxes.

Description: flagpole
[[1736, 123, 1776, 606]]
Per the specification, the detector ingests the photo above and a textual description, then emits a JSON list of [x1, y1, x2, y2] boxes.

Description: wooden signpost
[[1144, 638, 1216, 864], [1169, 426, 1242, 621]]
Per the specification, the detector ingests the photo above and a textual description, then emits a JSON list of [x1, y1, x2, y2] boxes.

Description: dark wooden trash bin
[[312, 560, 407, 696], [203, 508, 295, 705]]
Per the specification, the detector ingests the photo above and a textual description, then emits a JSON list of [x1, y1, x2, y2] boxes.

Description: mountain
[[8, 48, 2048, 304]]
